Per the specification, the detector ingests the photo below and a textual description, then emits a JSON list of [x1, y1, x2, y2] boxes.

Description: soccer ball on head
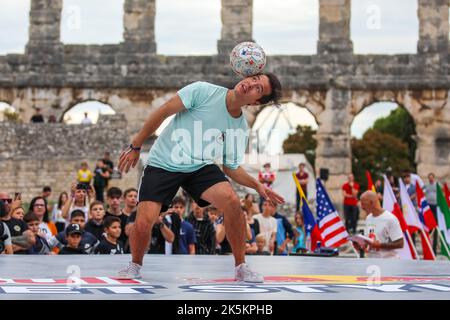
[[230, 42, 266, 78]]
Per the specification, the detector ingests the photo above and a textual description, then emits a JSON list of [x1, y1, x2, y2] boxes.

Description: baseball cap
[[65, 224, 83, 236]]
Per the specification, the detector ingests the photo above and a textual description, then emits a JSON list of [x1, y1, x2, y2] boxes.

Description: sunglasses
[[1, 198, 12, 204]]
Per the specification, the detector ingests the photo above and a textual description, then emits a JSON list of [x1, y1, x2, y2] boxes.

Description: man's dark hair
[[104, 215, 121, 229], [24, 212, 39, 224], [107, 187, 122, 198], [258, 73, 282, 105], [70, 209, 85, 220], [171, 196, 186, 207], [124, 188, 138, 198], [42, 186, 52, 193]]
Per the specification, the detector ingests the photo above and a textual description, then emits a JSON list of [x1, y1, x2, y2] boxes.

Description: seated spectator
[[254, 233, 271, 255], [186, 201, 216, 255], [28, 196, 57, 243], [30, 107, 44, 123], [51, 192, 69, 233], [105, 187, 128, 246], [166, 196, 196, 255], [271, 205, 294, 255], [85, 201, 106, 241], [11, 207, 25, 220], [122, 188, 138, 217], [24, 212, 52, 255], [291, 212, 306, 254], [253, 200, 277, 254], [95, 216, 124, 255], [50, 210, 99, 254], [59, 224, 86, 255]]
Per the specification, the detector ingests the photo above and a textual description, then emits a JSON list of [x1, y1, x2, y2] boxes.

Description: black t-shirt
[[103, 159, 114, 173], [127, 212, 168, 254], [95, 238, 124, 255], [30, 114, 44, 123], [4, 217, 28, 237], [249, 219, 260, 237], [85, 219, 105, 241], [105, 211, 128, 245], [56, 230, 99, 254], [59, 246, 86, 254]]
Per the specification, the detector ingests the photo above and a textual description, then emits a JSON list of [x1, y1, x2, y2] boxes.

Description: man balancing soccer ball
[[117, 44, 284, 283]]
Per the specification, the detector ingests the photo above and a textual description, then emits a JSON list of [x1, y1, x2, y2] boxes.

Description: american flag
[[316, 179, 349, 248]]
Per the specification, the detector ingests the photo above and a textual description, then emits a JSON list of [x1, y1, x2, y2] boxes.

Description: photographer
[[0, 200, 13, 254], [62, 182, 96, 222]]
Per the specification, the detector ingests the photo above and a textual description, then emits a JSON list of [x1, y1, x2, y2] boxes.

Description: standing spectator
[[167, 197, 196, 255], [425, 173, 438, 253], [52, 192, 68, 233], [30, 107, 44, 123], [186, 201, 216, 255], [93, 159, 110, 202], [77, 161, 93, 188], [272, 207, 294, 255], [95, 216, 124, 254], [374, 178, 383, 201], [0, 199, 13, 254], [48, 115, 57, 123], [123, 188, 138, 218], [253, 234, 271, 255], [104, 187, 128, 246], [58, 224, 85, 255], [242, 194, 259, 215], [61, 183, 92, 223], [24, 212, 52, 255], [41, 186, 52, 212], [81, 112, 92, 125], [102, 152, 114, 187], [85, 201, 106, 241], [50, 210, 99, 254], [245, 204, 260, 238], [291, 212, 306, 254], [11, 207, 25, 220], [258, 163, 276, 212], [403, 172, 417, 208], [28, 196, 57, 242], [295, 162, 309, 211], [342, 173, 360, 235], [253, 200, 277, 254], [354, 191, 404, 259]]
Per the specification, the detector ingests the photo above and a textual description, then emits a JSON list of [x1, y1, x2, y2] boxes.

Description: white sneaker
[[235, 263, 264, 283], [116, 262, 142, 279]]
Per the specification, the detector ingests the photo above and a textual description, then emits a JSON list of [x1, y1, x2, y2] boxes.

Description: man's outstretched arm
[[222, 166, 285, 205], [118, 95, 186, 173]]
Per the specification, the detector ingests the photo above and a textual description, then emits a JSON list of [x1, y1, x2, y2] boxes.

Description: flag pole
[[405, 230, 420, 260], [437, 229, 450, 258], [419, 228, 436, 260]]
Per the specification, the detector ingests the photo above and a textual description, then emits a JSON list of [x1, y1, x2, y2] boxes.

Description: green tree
[[282, 125, 317, 168], [352, 129, 413, 188], [373, 107, 416, 168]]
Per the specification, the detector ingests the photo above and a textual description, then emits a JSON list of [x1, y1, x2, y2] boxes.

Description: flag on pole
[[444, 183, 450, 208], [365, 170, 376, 192], [416, 181, 438, 232], [383, 175, 415, 260], [316, 179, 349, 248], [437, 183, 450, 258], [399, 178, 435, 260], [293, 173, 322, 251]]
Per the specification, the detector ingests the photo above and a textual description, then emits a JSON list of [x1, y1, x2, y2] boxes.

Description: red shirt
[[296, 171, 309, 192], [342, 182, 360, 206]]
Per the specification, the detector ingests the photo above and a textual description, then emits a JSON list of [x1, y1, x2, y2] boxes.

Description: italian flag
[[437, 184, 450, 259]]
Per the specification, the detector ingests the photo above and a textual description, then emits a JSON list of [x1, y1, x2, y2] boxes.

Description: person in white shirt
[[356, 191, 404, 259], [81, 112, 92, 124], [253, 200, 277, 254]]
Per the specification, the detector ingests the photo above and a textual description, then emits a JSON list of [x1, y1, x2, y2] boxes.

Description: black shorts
[[138, 164, 229, 212]]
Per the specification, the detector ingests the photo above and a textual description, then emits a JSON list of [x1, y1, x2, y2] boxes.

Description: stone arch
[[61, 100, 116, 124]]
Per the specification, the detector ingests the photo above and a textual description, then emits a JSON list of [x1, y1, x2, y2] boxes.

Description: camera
[[76, 183, 89, 191]]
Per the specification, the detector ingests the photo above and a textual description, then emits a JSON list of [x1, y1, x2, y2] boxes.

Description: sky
[[0, 0, 422, 151]]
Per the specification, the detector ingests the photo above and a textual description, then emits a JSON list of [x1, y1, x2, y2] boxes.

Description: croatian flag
[[316, 179, 349, 248]]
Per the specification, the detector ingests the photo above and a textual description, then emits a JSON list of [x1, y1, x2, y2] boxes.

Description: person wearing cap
[[59, 223, 85, 254]]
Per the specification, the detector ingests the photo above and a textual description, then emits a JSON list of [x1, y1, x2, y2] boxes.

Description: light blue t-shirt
[[147, 81, 249, 172]]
